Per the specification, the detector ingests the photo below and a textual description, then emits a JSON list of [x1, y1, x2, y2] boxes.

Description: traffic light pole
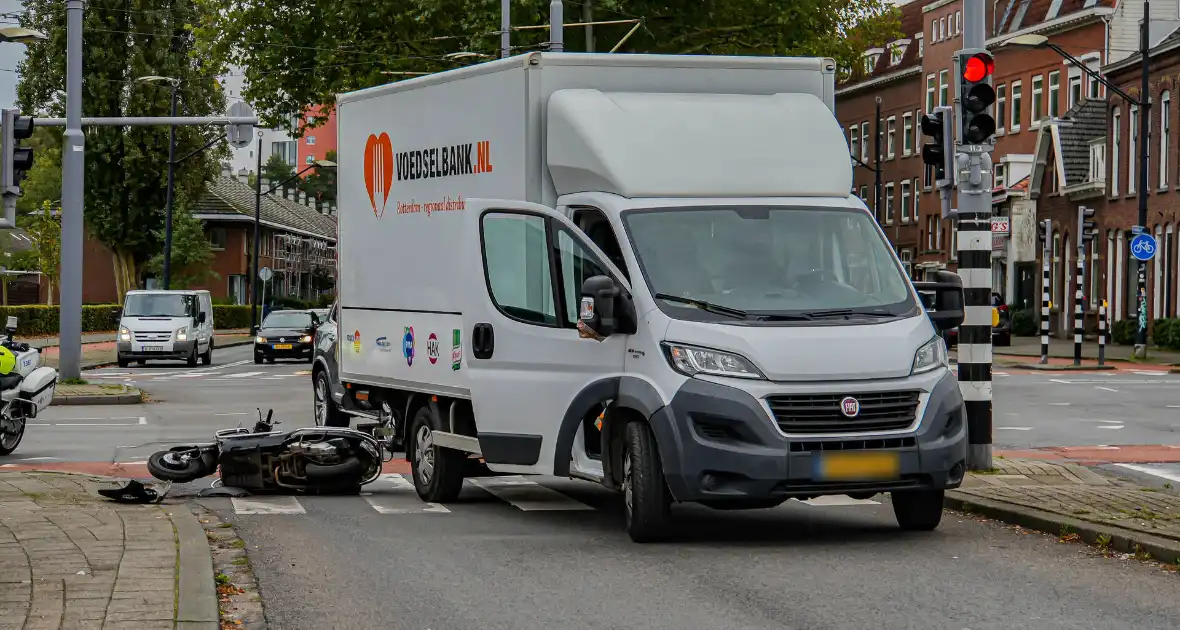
[[162, 82, 179, 290], [958, 0, 994, 471], [59, 0, 85, 381]]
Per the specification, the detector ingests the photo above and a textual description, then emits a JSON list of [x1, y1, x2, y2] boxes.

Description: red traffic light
[[963, 53, 994, 83]]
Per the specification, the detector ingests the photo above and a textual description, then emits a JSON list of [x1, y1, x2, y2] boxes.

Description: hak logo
[[427, 333, 439, 365], [839, 396, 860, 418]]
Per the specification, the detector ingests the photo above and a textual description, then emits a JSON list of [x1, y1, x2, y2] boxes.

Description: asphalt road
[[202, 479, 1180, 630]]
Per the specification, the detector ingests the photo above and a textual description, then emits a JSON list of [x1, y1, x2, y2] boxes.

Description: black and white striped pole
[[1098, 300, 1107, 366], [953, 15, 995, 469], [1077, 206, 1096, 366], [1038, 219, 1052, 364]]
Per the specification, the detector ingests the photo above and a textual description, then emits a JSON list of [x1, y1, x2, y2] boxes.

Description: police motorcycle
[[145, 408, 384, 494], [0, 317, 60, 456]]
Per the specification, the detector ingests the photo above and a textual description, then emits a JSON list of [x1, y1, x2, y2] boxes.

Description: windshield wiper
[[755, 313, 813, 321], [803, 309, 894, 319], [654, 293, 747, 319]]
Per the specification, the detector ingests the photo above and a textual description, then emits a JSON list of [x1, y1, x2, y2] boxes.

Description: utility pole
[[1134, 3, 1152, 357], [500, 0, 511, 58], [162, 81, 179, 289], [550, 0, 564, 51], [59, 0, 85, 381], [874, 97, 882, 224], [956, 0, 996, 470], [583, 0, 595, 52]]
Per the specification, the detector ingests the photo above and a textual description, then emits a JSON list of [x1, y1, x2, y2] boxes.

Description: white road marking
[[1167, 405, 1180, 408], [15, 456, 59, 461], [1047, 402, 1070, 406], [1114, 463, 1180, 485], [363, 474, 450, 514], [997, 427, 1032, 431], [1133, 371, 1169, 376], [1095, 386, 1118, 392], [1095, 424, 1124, 430], [469, 475, 594, 511], [212, 371, 264, 379], [230, 496, 306, 515], [214, 412, 250, 417], [1049, 379, 1071, 384], [794, 495, 881, 506]]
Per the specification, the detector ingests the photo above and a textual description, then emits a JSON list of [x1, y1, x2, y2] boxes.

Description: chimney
[[260, 179, 270, 195], [299, 191, 308, 206], [330, 204, 337, 216], [237, 169, 249, 185], [285, 188, 293, 201], [220, 163, 231, 178]]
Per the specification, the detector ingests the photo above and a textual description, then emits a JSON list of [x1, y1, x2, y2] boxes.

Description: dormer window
[[1088, 138, 1106, 184], [863, 48, 884, 75], [890, 39, 911, 66]]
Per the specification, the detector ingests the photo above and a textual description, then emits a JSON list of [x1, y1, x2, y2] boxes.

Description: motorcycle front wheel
[[147, 449, 215, 483], [0, 415, 24, 455]]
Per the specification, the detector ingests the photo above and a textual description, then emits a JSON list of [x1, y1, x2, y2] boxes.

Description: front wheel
[[313, 371, 347, 428], [117, 354, 129, 369], [186, 347, 198, 367], [0, 413, 25, 456], [409, 406, 464, 503], [622, 421, 672, 543], [891, 489, 945, 531], [147, 449, 216, 483]]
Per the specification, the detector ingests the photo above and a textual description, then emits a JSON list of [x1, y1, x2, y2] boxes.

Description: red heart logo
[[364, 133, 394, 217]]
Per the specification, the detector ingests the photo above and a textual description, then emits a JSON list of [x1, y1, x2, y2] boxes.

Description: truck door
[[462, 199, 629, 476]]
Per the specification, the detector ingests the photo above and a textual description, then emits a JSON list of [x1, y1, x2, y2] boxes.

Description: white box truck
[[328, 52, 967, 542]]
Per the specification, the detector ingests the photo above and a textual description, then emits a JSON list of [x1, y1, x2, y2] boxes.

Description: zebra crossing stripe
[[362, 474, 450, 514], [468, 475, 595, 511], [230, 496, 305, 514], [213, 371, 265, 379]]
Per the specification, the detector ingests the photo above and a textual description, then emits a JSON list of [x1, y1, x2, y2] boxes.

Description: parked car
[[253, 310, 319, 364], [310, 303, 349, 427]]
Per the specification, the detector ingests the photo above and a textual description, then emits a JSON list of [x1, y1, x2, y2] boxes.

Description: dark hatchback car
[[253, 310, 321, 364]]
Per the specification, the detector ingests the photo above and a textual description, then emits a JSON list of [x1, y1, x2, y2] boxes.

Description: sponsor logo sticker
[[364, 133, 394, 218], [451, 329, 461, 371], [375, 336, 392, 352], [346, 330, 361, 354], [427, 332, 439, 365], [402, 326, 415, 366]]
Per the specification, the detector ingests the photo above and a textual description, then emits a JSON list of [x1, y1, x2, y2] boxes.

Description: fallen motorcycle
[[0, 316, 60, 456], [146, 409, 384, 494]]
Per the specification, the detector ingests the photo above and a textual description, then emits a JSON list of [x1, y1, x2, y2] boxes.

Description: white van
[[327, 53, 967, 542], [117, 290, 214, 367]]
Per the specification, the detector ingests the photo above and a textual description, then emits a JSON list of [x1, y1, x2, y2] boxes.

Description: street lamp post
[[61, 0, 86, 381], [1006, 8, 1152, 355], [249, 157, 337, 329]]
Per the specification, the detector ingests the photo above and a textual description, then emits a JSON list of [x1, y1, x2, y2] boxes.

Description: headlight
[[661, 342, 764, 380], [255, 336, 266, 344], [912, 336, 948, 375], [118, 327, 130, 342], [300, 335, 313, 343], [175, 327, 188, 341]]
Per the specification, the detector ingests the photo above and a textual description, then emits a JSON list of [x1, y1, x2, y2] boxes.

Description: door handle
[[472, 323, 494, 359]]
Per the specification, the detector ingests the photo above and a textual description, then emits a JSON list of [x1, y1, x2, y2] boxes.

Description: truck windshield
[[123, 294, 195, 318], [622, 205, 916, 322]]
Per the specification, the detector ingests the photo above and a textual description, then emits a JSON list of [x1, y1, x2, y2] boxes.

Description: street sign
[[1130, 233, 1157, 262], [259, 266, 273, 282], [226, 102, 256, 149], [1132, 225, 1146, 235], [989, 217, 1010, 233]]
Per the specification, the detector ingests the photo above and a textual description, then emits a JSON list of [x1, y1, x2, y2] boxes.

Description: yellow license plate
[[273, 344, 293, 350], [816, 452, 900, 481]]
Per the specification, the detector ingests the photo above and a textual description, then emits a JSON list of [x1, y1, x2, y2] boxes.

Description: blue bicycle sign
[[1131, 233, 1158, 262]]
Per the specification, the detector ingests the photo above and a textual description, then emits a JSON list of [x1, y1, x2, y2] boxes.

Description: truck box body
[[336, 53, 847, 392]]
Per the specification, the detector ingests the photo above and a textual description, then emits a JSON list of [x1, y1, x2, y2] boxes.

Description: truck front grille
[[133, 332, 172, 342], [766, 391, 920, 435]]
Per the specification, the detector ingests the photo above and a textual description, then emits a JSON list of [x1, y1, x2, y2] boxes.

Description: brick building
[[297, 105, 338, 167]]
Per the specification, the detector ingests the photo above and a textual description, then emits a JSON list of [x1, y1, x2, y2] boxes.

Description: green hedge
[[0, 304, 257, 336], [1111, 319, 1136, 346], [1011, 308, 1037, 337]]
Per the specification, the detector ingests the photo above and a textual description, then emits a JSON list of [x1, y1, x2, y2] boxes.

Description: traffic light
[[921, 105, 954, 184], [1, 109, 34, 200], [1078, 206, 1097, 242], [956, 49, 996, 145], [1037, 218, 1052, 244]]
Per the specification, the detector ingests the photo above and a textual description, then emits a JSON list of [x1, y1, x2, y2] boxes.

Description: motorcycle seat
[[0, 374, 21, 391]]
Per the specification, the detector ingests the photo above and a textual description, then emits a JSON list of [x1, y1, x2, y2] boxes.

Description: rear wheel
[[202, 341, 213, 365], [891, 489, 945, 531], [409, 406, 464, 503], [622, 421, 672, 543]]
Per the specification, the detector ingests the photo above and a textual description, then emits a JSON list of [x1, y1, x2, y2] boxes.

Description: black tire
[[313, 370, 347, 428], [408, 406, 465, 503], [146, 449, 215, 483], [117, 354, 129, 368], [186, 347, 198, 367], [891, 489, 945, 531], [254, 354, 263, 365], [622, 421, 672, 543], [265, 357, 275, 365], [202, 341, 213, 365], [0, 416, 25, 456]]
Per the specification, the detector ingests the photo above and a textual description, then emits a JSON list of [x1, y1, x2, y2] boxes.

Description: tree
[[298, 150, 337, 206], [14, 128, 63, 218], [24, 201, 61, 306], [193, 0, 900, 131], [145, 209, 218, 289], [17, 0, 229, 301], [261, 153, 296, 195]]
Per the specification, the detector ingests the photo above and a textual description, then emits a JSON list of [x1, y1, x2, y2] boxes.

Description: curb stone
[[1014, 363, 1119, 371], [169, 505, 220, 626], [944, 491, 1180, 565], [51, 389, 143, 405], [191, 502, 268, 629]]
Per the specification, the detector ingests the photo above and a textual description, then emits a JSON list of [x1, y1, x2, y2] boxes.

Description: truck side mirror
[[913, 270, 964, 332], [580, 275, 619, 337]]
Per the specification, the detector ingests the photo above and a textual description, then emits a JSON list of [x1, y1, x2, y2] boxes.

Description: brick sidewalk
[[947, 458, 1180, 563], [0, 471, 218, 630]]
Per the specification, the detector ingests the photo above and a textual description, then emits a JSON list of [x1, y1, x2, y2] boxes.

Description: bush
[[0, 304, 121, 336], [213, 305, 253, 329], [1011, 308, 1037, 337], [1152, 317, 1180, 350], [1111, 319, 1136, 345]]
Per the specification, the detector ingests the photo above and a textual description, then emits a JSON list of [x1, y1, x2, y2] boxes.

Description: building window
[[1111, 107, 1121, 195], [926, 74, 936, 113], [1011, 81, 1022, 130], [860, 122, 869, 159], [924, 165, 933, 189], [902, 113, 914, 155], [859, 185, 869, 205], [887, 116, 896, 158], [208, 227, 227, 251], [850, 126, 859, 161], [900, 180, 911, 222], [885, 182, 895, 224], [1068, 74, 1082, 109], [931, 19, 938, 42], [939, 70, 949, 106], [955, 10, 961, 34], [1161, 91, 1171, 188], [890, 42, 905, 66], [270, 140, 297, 166], [899, 249, 913, 277], [913, 177, 920, 219], [1086, 57, 1101, 98], [863, 55, 877, 75], [918, 34, 924, 57], [1089, 139, 1106, 183], [914, 109, 922, 149], [1048, 71, 1060, 118], [1031, 75, 1044, 123], [1129, 105, 1137, 194], [996, 84, 1007, 133], [939, 17, 946, 41], [995, 162, 1007, 188], [950, 222, 958, 260], [935, 213, 943, 250], [927, 216, 934, 250], [306, 136, 317, 145], [306, 155, 315, 165]]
